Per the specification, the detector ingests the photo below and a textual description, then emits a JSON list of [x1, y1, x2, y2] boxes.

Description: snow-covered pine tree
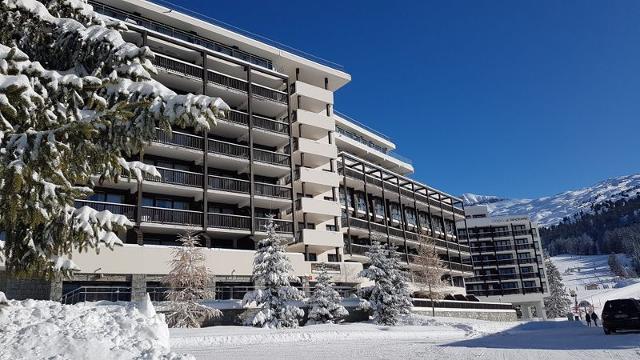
[[358, 239, 412, 325], [412, 234, 447, 316], [163, 231, 221, 328], [306, 263, 348, 324], [543, 256, 572, 318], [0, 0, 228, 275], [242, 216, 304, 328]]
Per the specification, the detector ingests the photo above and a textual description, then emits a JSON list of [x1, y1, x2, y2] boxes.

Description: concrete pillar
[[534, 301, 547, 319], [130, 274, 147, 302]]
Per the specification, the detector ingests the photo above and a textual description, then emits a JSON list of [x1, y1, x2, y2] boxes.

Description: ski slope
[[552, 255, 640, 315]]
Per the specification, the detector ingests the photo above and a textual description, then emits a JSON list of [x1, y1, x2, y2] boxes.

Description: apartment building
[[0, 0, 473, 301], [457, 206, 548, 318]]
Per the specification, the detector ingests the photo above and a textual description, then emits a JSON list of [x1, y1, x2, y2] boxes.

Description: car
[[601, 298, 640, 335]]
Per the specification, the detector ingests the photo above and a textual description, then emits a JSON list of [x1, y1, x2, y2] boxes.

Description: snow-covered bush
[[543, 256, 572, 318], [0, 0, 228, 275], [359, 240, 412, 325], [163, 232, 221, 328], [306, 263, 348, 324], [242, 216, 304, 328]]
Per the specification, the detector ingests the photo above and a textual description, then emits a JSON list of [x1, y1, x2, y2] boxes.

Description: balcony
[[74, 200, 136, 221], [253, 148, 290, 167], [208, 139, 250, 159], [290, 81, 333, 112], [141, 206, 202, 227], [254, 182, 292, 199], [145, 167, 203, 188], [295, 229, 344, 248], [255, 218, 293, 233], [295, 167, 340, 192], [296, 197, 341, 222], [292, 109, 334, 140], [208, 175, 250, 194], [154, 128, 203, 150], [207, 213, 251, 231], [224, 110, 290, 136], [152, 54, 287, 104]]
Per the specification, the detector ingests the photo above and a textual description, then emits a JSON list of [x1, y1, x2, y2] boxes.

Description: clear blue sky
[[168, 0, 639, 199]]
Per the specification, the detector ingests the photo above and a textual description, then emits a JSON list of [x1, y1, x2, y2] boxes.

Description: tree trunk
[[429, 284, 435, 317]]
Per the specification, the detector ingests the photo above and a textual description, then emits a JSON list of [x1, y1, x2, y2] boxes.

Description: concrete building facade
[[457, 206, 549, 319]]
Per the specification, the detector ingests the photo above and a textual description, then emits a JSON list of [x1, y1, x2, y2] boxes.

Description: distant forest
[[540, 195, 640, 271]]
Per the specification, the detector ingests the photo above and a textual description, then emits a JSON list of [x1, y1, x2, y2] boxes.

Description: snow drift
[[0, 295, 191, 360]]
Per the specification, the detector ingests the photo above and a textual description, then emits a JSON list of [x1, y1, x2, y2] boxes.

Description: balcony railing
[[253, 114, 289, 135], [225, 110, 250, 127], [146, 167, 203, 188], [140, 206, 202, 226], [154, 128, 203, 150], [253, 148, 290, 166], [208, 175, 250, 194], [153, 54, 287, 104], [255, 218, 293, 233], [207, 213, 251, 231], [74, 200, 136, 221], [208, 139, 250, 159], [254, 182, 292, 199]]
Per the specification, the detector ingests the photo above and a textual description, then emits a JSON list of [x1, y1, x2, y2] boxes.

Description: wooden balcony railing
[[146, 167, 203, 188], [208, 175, 250, 194], [140, 206, 202, 226], [207, 213, 251, 231], [254, 182, 292, 199], [74, 200, 136, 221]]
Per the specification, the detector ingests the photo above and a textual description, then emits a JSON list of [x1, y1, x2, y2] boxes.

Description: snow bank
[[0, 297, 191, 360]]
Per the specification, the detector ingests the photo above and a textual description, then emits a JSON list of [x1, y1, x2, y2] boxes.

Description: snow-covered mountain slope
[[462, 174, 640, 227], [551, 255, 640, 315]]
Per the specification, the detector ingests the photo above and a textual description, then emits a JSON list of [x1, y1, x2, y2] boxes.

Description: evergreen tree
[[163, 231, 221, 328], [307, 263, 348, 324], [0, 0, 228, 275], [359, 240, 412, 325], [242, 216, 304, 328], [412, 234, 447, 316], [543, 256, 572, 318]]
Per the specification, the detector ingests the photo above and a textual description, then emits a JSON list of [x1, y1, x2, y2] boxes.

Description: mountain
[[462, 174, 640, 227]]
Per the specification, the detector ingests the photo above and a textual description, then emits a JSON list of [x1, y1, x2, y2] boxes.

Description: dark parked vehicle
[[602, 298, 640, 335]]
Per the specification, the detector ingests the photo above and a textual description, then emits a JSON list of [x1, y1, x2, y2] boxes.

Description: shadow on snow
[[443, 321, 640, 351]]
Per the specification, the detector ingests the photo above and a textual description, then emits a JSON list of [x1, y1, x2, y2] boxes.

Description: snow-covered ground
[[171, 315, 640, 359], [0, 295, 190, 360], [552, 254, 640, 315]]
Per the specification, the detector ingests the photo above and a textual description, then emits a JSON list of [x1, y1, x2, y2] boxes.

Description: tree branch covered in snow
[[543, 256, 572, 318], [306, 264, 348, 324], [242, 217, 304, 328], [0, 0, 228, 275], [163, 232, 221, 328], [358, 239, 412, 325]]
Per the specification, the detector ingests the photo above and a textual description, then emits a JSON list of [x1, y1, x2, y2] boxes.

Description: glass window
[[106, 193, 124, 204], [156, 199, 173, 209]]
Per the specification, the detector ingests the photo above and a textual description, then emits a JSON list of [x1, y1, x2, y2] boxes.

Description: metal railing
[[225, 110, 250, 126], [208, 175, 250, 194], [146, 166, 203, 188], [254, 182, 292, 199], [253, 148, 290, 166], [255, 218, 293, 233], [140, 206, 202, 226], [208, 139, 250, 159], [89, 1, 274, 70], [207, 213, 251, 230], [61, 286, 132, 304], [253, 114, 289, 134], [412, 298, 514, 311], [74, 200, 136, 221], [154, 128, 203, 150]]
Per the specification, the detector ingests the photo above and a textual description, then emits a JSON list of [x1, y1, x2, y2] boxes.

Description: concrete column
[[130, 274, 147, 302], [534, 301, 547, 319]]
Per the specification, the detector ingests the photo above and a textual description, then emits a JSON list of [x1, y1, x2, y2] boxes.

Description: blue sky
[[169, 0, 639, 199]]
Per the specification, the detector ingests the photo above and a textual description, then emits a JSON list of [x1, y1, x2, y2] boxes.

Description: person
[[585, 312, 592, 327], [591, 312, 599, 327]]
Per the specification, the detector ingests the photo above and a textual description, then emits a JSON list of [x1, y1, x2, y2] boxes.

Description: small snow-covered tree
[[0, 0, 228, 275], [163, 231, 220, 328], [412, 235, 447, 316], [307, 263, 348, 324], [359, 239, 412, 325], [543, 256, 572, 318], [242, 216, 304, 328]]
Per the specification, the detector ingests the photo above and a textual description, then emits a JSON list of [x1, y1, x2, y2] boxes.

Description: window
[[520, 266, 533, 273], [89, 192, 124, 204], [326, 224, 337, 231], [327, 254, 339, 262], [307, 253, 317, 262]]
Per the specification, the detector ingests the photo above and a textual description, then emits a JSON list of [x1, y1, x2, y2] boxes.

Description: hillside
[[462, 173, 640, 227], [551, 255, 640, 315]]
